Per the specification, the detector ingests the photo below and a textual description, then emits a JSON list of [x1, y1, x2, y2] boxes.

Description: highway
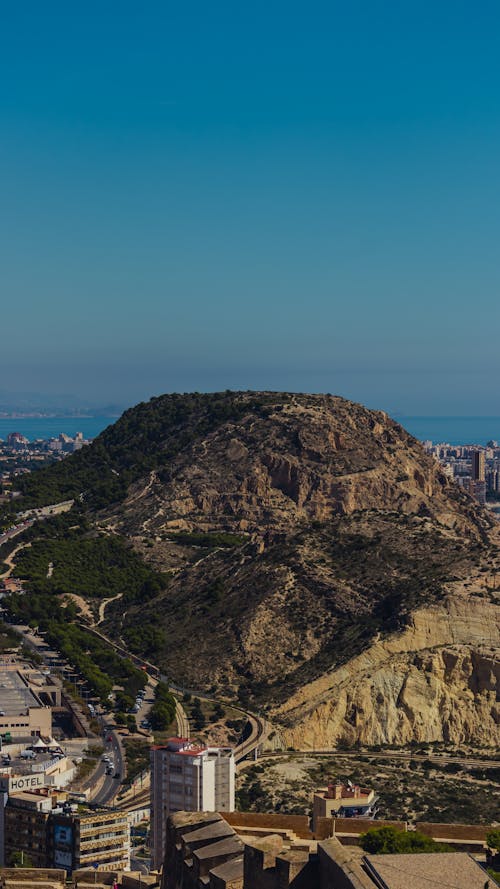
[[90, 728, 125, 805], [174, 697, 190, 737], [234, 712, 266, 766], [0, 500, 74, 547], [167, 677, 266, 764]]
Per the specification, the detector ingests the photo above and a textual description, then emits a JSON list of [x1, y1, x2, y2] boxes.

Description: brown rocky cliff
[[108, 394, 485, 541]]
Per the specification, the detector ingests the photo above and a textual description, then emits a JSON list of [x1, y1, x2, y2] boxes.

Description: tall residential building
[[471, 450, 485, 481], [150, 738, 235, 871]]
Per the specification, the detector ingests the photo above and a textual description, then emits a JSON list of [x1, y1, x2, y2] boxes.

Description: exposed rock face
[[109, 394, 484, 541], [272, 595, 500, 747]]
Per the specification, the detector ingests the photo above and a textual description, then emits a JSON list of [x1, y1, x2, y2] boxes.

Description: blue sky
[[1, 1, 500, 413]]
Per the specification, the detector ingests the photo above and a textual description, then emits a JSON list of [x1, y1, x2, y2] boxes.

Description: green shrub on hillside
[[13, 392, 275, 510], [360, 826, 449, 854], [13, 534, 166, 601]]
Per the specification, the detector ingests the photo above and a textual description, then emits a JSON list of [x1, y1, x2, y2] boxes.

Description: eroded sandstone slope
[[271, 593, 499, 747]]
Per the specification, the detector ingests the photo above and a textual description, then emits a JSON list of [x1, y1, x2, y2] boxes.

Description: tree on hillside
[[487, 829, 500, 852], [360, 826, 449, 854]]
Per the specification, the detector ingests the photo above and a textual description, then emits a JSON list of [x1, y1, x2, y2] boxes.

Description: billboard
[[53, 823, 73, 870], [54, 849, 72, 869]]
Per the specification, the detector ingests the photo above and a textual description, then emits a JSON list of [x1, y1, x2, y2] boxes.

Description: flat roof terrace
[[0, 670, 40, 715]]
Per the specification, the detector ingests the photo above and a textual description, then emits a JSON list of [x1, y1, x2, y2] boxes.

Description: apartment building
[[0, 789, 129, 872], [150, 738, 235, 870]]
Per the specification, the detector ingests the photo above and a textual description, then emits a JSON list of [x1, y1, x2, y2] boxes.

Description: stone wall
[[0, 869, 66, 889], [162, 812, 325, 889], [222, 812, 313, 840]]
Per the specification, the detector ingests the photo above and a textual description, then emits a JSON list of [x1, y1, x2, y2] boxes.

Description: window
[[169, 782, 183, 794]]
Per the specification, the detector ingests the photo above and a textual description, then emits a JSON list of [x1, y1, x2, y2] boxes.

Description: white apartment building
[[150, 737, 235, 870]]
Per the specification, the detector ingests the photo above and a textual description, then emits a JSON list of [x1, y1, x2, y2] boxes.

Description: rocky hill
[[10, 391, 500, 746]]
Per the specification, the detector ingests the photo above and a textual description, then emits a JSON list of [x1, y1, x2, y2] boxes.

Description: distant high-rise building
[[6, 432, 29, 449], [471, 451, 485, 482], [150, 738, 235, 870]]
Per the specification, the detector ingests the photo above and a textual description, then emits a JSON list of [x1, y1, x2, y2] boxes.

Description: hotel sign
[[0, 773, 46, 793]]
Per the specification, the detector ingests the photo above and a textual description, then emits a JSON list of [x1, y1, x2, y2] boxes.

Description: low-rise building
[[363, 851, 498, 889], [0, 787, 130, 872], [51, 809, 130, 872], [312, 781, 377, 831], [162, 814, 499, 889], [0, 665, 59, 739]]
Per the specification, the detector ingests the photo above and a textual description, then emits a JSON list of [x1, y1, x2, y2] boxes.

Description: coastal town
[[424, 438, 500, 507], [0, 432, 92, 489], [0, 412, 498, 889]]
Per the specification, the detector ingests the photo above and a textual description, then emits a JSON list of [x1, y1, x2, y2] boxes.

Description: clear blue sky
[[2, 1, 500, 413]]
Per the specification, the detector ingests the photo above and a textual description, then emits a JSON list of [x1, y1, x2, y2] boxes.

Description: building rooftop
[[0, 669, 40, 714], [153, 737, 234, 757], [193, 836, 243, 862], [364, 852, 498, 889], [316, 781, 373, 801]]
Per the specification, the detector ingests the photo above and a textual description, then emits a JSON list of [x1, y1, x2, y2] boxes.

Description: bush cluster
[[149, 682, 177, 730]]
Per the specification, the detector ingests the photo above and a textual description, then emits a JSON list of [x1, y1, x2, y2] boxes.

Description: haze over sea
[[2, 414, 500, 447]]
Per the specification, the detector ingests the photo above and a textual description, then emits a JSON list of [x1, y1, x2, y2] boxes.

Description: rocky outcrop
[[108, 394, 487, 542], [271, 595, 500, 747]]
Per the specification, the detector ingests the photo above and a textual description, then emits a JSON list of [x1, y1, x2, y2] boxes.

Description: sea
[[0, 417, 117, 442], [393, 417, 500, 447], [1, 414, 500, 446]]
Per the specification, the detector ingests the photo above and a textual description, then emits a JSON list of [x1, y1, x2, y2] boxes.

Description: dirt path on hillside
[[59, 593, 94, 622], [97, 592, 123, 624], [0, 542, 31, 579]]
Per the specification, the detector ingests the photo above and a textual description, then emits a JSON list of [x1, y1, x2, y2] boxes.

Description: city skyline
[[2, 3, 500, 413]]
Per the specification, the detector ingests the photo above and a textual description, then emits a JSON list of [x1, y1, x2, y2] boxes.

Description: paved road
[[91, 728, 124, 805], [12, 623, 125, 805], [167, 676, 265, 763], [174, 697, 190, 737], [0, 519, 34, 546]]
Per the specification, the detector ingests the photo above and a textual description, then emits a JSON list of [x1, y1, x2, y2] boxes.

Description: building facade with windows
[[0, 789, 129, 872], [150, 738, 235, 870], [312, 782, 378, 831]]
